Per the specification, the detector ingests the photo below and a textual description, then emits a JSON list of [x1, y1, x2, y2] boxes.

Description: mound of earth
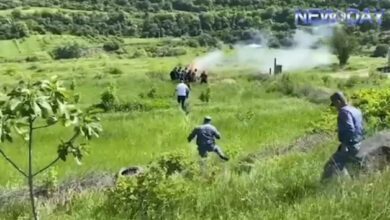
[[0, 172, 115, 206], [358, 131, 390, 171]]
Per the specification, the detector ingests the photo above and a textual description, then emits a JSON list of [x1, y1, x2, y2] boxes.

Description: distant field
[[0, 35, 93, 59], [1, 33, 390, 219]]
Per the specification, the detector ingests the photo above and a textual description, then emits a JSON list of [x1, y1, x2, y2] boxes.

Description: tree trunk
[[28, 118, 38, 220]]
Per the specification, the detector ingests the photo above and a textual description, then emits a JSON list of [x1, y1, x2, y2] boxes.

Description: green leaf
[[46, 116, 58, 125], [37, 98, 53, 117], [9, 99, 21, 111], [33, 101, 42, 117]]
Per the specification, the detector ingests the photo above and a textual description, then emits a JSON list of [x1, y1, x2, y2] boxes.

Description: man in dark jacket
[[322, 92, 364, 180], [188, 116, 229, 161], [200, 71, 208, 84]]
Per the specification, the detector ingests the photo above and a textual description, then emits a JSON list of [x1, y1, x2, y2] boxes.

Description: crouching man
[[322, 92, 364, 180], [187, 116, 229, 162]]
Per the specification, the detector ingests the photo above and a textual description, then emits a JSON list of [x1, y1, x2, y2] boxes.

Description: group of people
[[186, 91, 366, 180], [170, 66, 208, 84]]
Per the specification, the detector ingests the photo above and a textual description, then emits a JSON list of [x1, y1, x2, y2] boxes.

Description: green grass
[[0, 71, 322, 186], [1, 35, 390, 219]]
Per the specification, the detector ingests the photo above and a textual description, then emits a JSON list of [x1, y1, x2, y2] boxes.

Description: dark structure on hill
[[377, 48, 390, 73]]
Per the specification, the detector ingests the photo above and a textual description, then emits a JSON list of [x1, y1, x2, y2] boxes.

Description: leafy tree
[[10, 21, 30, 38], [331, 26, 358, 66], [0, 77, 102, 220]]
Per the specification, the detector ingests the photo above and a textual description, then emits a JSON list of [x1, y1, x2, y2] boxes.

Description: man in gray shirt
[[322, 92, 364, 179], [187, 116, 229, 161]]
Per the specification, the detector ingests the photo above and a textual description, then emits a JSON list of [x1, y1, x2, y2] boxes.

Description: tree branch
[[32, 122, 57, 130], [32, 156, 60, 177], [32, 130, 80, 177], [0, 147, 27, 178], [68, 130, 81, 143]]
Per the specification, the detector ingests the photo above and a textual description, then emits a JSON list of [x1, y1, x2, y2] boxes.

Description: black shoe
[[221, 156, 229, 161]]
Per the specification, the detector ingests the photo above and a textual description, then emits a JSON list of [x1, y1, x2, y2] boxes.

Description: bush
[[107, 67, 123, 75], [145, 46, 187, 57], [105, 164, 194, 219], [103, 41, 120, 52], [98, 86, 118, 112], [51, 43, 85, 60], [196, 33, 219, 47], [186, 38, 200, 47], [372, 44, 389, 57], [132, 49, 147, 58], [25, 56, 39, 62], [351, 88, 390, 131], [104, 151, 195, 218]]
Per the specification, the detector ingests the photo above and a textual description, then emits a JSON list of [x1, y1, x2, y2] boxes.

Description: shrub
[[186, 38, 200, 47], [372, 44, 389, 57], [147, 88, 157, 98], [104, 152, 195, 218], [144, 46, 187, 57], [351, 89, 390, 131], [132, 49, 147, 58], [98, 86, 118, 112], [153, 151, 193, 176], [107, 67, 123, 75], [51, 43, 85, 60], [103, 41, 120, 52], [25, 56, 39, 62]]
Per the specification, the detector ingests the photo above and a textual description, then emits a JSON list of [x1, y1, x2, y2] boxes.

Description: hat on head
[[330, 92, 346, 106], [204, 116, 212, 121]]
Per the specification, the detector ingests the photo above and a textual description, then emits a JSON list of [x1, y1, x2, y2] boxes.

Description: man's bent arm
[[187, 128, 197, 142], [214, 128, 221, 139]]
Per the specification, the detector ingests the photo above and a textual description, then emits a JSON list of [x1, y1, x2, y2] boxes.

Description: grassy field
[[0, 49, 323, 186], [0, 35, 390, 219]]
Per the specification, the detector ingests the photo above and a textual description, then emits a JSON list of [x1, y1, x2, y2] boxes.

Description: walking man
[[322, 92, 364, 180], [187, 116, 229, 161], [200, 71, 208, 84], [176, 80, 190, 111]]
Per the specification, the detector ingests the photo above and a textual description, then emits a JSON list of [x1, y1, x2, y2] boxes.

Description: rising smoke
[[192, 26, 335, 73]]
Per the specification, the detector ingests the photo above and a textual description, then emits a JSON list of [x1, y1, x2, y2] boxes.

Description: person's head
[[180, 79, 184, 83], [203, 116, 212, 124], [330, 92, 347, 110], [194, 69, 198, 72]]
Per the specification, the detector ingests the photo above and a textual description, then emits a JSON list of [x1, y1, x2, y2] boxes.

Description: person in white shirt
[[176, 80, 190, 111]]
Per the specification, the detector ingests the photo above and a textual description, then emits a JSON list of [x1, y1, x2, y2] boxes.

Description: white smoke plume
[[192, 26, 334, 73]]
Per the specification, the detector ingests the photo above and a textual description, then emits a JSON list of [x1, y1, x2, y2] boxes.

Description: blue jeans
[[177, 96, 186, 110], [322, 143, 362, 179], [198, 145, 226, 160]]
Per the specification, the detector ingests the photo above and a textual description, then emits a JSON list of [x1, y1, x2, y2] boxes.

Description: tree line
[[0, 0, 389, 47], [2, 0, 390, 12]]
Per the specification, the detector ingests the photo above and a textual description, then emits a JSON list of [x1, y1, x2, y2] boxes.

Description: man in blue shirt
[[322, 92, 364, 180], [187, 116, 229, 161]]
